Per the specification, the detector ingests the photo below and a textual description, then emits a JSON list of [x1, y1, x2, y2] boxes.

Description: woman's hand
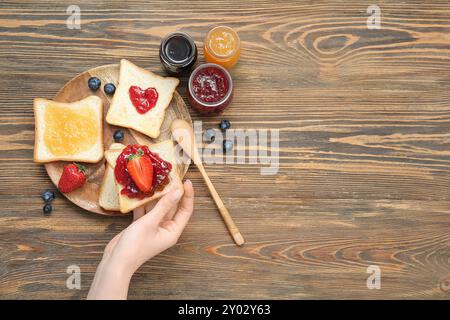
[[87, 180, 194, 300]]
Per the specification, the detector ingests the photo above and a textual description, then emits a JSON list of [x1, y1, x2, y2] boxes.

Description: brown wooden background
[[1, 0, 450, 299]]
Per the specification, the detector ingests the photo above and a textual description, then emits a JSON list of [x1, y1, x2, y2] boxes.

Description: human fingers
[[144, 199, 175, 222], [144, 198, 176, 222], [144, 201, 156, 214], [133, 206, 145, 221], [168, 180, 194, 236], [163, 196, 180, 221], [144, 187, 184, 226]]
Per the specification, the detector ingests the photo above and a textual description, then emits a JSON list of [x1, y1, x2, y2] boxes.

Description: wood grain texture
[[0, 0, 450, 299]]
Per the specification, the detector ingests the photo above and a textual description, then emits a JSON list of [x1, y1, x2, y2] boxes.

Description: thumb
[[144, 187, 184, 226]]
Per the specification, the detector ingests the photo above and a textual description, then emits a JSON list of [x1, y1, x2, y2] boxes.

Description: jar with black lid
[[159, 32, 197, 75]]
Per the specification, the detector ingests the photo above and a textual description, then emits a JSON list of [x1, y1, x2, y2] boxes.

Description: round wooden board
[[45, 64, 192, 216]]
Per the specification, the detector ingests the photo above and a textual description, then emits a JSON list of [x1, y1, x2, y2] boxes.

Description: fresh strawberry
[[126, 149, 153, 192], [58, 163, 87, 193]]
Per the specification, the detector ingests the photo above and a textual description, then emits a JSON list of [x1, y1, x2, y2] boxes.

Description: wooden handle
[[171, 119, 245, 246], [217, 206, 245, 246], [197, 163, 245, 246]]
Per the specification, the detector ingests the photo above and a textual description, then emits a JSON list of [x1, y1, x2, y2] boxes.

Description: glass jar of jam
[[188, 63, 233, 114], [204, 26, 241, 69], [159, 32, 197, 74]]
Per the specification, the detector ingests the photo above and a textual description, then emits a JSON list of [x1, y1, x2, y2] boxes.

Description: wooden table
[[1, 0, 449, 299]]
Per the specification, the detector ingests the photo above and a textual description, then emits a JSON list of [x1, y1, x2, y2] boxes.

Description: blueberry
[[104, 83, 116, 95], [204, 128, 216, 142], [41, 189, 55, 202], [43, 203, 52, 215], [219, 119, 231, 131], [88, 77, 101, 90], [113, 129, 124, 142], [223, 139, 233, 152]]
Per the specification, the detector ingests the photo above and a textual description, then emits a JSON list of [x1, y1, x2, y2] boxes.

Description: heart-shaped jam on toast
[[129, 85, 159, 114]]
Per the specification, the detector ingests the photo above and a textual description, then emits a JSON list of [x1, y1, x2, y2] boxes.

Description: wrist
[[88, 254, 133, 300], [100, 254, 134, 282]]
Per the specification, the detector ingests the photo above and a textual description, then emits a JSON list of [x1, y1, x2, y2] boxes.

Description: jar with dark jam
[[188, 63, 233, 114], [159, 32, 197, 75]]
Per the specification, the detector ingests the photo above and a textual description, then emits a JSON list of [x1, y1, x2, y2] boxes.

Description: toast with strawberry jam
[[104, 140, 182, 213], [106, 59, 179, 139]]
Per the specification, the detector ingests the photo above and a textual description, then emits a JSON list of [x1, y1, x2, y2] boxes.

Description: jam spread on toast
[[129, 86, 159, 114], [114, 145, 172, 199], [44, 104, 98, 156]]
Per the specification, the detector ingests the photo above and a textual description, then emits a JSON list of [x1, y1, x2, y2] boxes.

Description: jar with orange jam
[[204, 26, 241, 69]]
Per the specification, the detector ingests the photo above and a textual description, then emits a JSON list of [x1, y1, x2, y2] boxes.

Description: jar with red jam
[[187, 63, 233, 114]]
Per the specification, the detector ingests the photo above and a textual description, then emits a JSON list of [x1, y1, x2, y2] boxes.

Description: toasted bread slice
[[99, 143, 125, 212], [106, 59, 179, 139], [109, 143, 126, 150], [34, 96, 104, 163], [105, 140, 182, 213], [99, 163, 120, 211]]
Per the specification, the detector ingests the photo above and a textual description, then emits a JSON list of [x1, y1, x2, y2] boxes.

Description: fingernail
[[171, 189, 183, 201], [185, 179, 192, 186]]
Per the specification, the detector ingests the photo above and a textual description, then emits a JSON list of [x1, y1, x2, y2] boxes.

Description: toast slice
[[99, 143, 126, 212], [106, 59, 179, 138], [104, 140, 182, 213], [109, 142, 127, 151], [34, 96, 104, 163], [99, 163, 120, 211]]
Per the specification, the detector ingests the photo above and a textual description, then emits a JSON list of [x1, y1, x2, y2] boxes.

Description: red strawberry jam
[[114, 145, 172, 199], [192, 66, 228, 103], [129, 86, 159, 114], [188, 63, 233, 114]]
